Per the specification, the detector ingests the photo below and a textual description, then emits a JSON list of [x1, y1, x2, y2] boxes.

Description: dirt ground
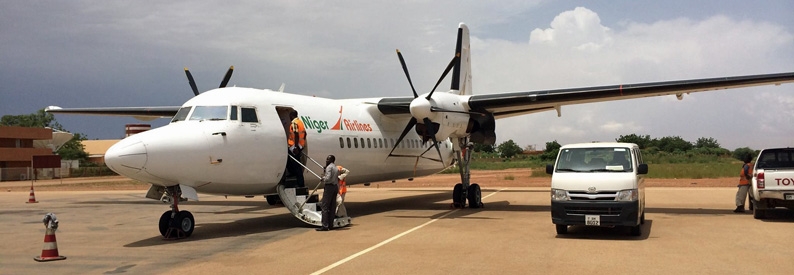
[[1, 168, 737, 192]]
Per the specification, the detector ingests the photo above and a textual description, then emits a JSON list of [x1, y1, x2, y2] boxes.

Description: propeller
[[387, 50, 459, 165], [184, 66, 235, 96]]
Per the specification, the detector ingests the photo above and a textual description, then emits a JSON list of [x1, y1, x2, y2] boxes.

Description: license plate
[[785, 194, 794, 200], [585, 215, 601, 226]]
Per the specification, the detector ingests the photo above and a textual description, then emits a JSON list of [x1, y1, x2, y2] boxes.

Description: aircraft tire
[[467, 183, 482, 208], [452, 183, 464, 208], [159, 211, 172, 238], [176, 211, 195, 237], [555, 224, 567, 235]]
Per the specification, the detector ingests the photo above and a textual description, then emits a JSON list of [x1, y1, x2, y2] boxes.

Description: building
[[82, 140, 121, 165], [0, 126, 54, 181]]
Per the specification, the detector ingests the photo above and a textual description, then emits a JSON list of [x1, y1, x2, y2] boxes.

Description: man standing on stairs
[[317, 155, 339, 231], [287, 110, 306, 188]]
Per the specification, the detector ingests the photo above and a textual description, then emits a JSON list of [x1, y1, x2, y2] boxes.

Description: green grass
[[443, 153, 742, 179]]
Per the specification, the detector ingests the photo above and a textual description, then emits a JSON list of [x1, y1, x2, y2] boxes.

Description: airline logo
[[302, 106, 372, 133]]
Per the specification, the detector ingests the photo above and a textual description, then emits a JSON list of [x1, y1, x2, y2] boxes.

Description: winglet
[[278, 83, 286, 93]]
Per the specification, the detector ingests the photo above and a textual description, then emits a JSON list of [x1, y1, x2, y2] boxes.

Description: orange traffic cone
[[26, 183, 38, 204], [34, 227, 66, 262]]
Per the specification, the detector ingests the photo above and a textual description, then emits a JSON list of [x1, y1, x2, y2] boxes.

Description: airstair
[[276, 154, 351, 228]]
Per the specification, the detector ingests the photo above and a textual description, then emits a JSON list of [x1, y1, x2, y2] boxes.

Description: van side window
[[241, 107, 258, 122]]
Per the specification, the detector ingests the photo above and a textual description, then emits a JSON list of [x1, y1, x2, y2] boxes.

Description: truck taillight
[[757, 172, 765, 189]]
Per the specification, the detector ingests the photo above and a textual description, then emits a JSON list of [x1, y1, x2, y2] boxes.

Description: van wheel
[[640, 212, 645, 225], [630, 224, 642, 236], [555, 224, 568, 235]]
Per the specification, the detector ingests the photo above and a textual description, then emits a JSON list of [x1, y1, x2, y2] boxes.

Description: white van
[[545, 142, 648, 236]]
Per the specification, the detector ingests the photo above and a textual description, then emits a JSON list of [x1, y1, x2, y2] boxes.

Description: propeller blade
[[388, 117, 417, 157], [423, 117, 444, 165], [219, 66, 234, 88], [430, 106, 485, 116], [396, 50, 419, 98], [184, 68, 200, 96], [426, 55, 458, 100]]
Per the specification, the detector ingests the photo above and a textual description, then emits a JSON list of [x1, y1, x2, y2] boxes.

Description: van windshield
[[556, 147, 633, 172]]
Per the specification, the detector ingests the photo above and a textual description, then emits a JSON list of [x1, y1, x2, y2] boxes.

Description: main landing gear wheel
[[467, 183, 483, 208], [158, 210, 195, 239], [452, 183, 465, 208]]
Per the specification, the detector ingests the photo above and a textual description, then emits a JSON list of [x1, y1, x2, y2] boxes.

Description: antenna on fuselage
[[278, 83, 286, 93]]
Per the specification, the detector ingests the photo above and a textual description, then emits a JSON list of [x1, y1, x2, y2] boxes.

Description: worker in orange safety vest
[[287, 110, 306, 188], [734, 155, 753, 213], [336, 165, 350, 217]]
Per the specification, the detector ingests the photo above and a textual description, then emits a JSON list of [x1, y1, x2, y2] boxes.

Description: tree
[[732, 147, 756, 162], [497, 139, 523, 159], [0, 109, 62, 129], [657, 136, 693, 153], [694, 137, 721, 149], [1, 109, 88, 161], [616, 134, 654, 149], [57, 133, 89, 160], [473, 143, 495, 153], [540, 140, 561, 161]]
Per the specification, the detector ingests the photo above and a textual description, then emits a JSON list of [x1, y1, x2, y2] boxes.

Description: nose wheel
[[158, 186, 195, 239]]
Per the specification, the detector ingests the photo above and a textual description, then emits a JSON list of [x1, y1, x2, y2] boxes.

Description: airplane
[[46, 23, 794, 239]]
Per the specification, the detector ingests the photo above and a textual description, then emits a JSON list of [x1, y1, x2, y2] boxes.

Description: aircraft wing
[[376, 72, 794, 118], [466, 72, 794, 119], [45, 106, 181, 120]]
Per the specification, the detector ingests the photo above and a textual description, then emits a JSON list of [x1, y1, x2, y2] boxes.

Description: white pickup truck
[[750, 147, 794, 219]]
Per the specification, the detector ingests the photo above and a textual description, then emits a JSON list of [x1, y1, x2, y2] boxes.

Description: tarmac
[[1, 183, 793, 274]]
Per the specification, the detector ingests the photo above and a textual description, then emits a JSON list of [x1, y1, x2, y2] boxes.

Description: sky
[[2, 1, 793, 150]]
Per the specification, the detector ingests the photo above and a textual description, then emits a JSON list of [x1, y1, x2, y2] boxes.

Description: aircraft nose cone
[[105, 139, 147, 176]]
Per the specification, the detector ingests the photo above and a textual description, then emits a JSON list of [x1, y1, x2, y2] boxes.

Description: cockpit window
[[171, 106, 192, 123], [189, 106, 228, 121], [230, 106, 238, 121], [241, 107, 258, 123]]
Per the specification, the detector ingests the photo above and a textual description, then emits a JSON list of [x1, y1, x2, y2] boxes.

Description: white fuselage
[[104, 87, 455, 196]]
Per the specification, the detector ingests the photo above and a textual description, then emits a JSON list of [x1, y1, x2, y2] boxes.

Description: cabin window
[[346, 137, 351, 148], [241, 107, 258, 122], [190, 106, 228, 121], [360, 138, 364, 149], [379, 139, 384, 148], [230, 106, 238, 121], [354, 138, 359, 148], [367, 138, 372, 148], [171, 106, 192, 123], [339, 137, 344, 148]]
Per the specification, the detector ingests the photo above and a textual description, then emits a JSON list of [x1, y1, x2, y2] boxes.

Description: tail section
[[451, 23, 472, 96]]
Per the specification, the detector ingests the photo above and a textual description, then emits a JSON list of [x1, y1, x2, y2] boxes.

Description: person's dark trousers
[[287, 149, 305, 188], [321, 184, 339, 229]]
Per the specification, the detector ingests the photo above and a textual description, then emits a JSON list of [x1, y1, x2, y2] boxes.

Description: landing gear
[[158, 185, 194, 239], [468, 184, 483, 208], [452, 183, 465, 208], [451, 138, 484, 209]]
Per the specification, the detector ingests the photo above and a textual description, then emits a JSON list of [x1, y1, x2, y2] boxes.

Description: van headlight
[[551, 189, 569, 201], [615, 189, 638, 201]]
